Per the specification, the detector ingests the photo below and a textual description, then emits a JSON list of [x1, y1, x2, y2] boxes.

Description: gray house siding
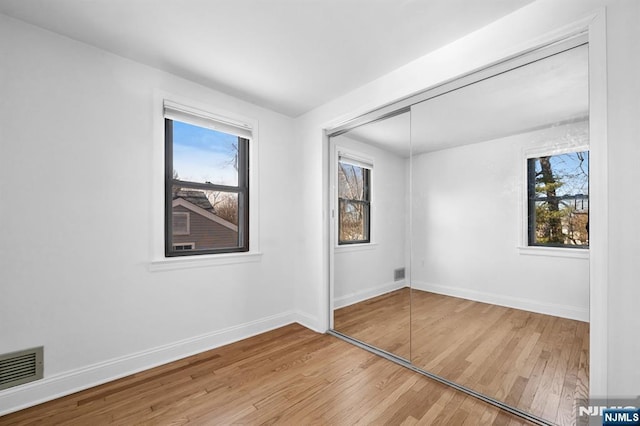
[[172, 205, 238, 249]]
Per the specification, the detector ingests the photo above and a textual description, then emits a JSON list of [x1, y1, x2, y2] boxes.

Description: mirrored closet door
[[409, 43, 590, 424], [330, 111, 412, 360], [330, 38, 590, 426]]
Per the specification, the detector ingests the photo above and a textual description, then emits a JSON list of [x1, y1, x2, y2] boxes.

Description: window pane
[[172, 212, 190, 235], [529, 151, 589, 247], [172, 120, 239, 186], [338, 161, 370, 244], [338, 162, 367, 200], [339, 200, 369, 242], [173, 243, 194, 251], [171, 186, 240, 250]]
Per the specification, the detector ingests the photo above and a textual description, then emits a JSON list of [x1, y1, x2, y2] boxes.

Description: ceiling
[[411, 44, 588, 153], [347, 111, 411, 156], [0, 0, 535, 117], [342, 44, 589, 156]]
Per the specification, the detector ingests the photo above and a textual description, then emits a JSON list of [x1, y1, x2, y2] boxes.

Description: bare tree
[[220, 140, 239, 172], [214, 194, 238, 225], [533, 152, 589, 246], [199, 191, 235, 223], [338, 163, 368, 241]]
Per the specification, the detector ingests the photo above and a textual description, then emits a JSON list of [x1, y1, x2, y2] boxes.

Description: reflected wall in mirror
[[409, 44, 589, 424], [331, 111, 411, 360]]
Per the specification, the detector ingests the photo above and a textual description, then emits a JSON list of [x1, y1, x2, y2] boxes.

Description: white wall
[[331, 135, 407, 309], [411, 122, 589, 321], [0, 14, 304, 414], [295, 0, 639, 400]]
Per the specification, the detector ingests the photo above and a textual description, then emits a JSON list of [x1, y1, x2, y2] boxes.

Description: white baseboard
[[411, 281, 589, 322], [0, 310, 303, 417], [293, 310, 322, 333], [334, 280, 407, 310]]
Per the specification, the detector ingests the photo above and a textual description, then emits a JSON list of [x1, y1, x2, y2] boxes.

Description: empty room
[[0, 1, 638, 425]]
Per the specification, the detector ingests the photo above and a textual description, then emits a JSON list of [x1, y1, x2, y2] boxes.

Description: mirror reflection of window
[[338, 157, 371, 244], [527, 151, 589, 247]]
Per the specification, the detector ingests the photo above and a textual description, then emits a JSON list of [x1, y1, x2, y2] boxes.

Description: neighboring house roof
[[173, 189, 215, 212], [172, 198, 238, 232]]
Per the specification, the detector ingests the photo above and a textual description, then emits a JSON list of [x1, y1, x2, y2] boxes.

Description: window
[[172, 212, 190, 235], [527, 150, 589, 248], [173, 243, 194, 251], [164, 101, 250, 256], [338, 155, 371, 244]]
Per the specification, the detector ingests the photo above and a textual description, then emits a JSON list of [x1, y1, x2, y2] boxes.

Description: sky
[[534, 151, 589, 197], [172, 121, 238, 186]]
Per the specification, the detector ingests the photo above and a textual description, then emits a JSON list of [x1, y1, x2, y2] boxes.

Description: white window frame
[[150, 91, 262, 271]]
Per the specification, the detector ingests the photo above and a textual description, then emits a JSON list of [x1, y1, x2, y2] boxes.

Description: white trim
[[0, 310, 305, 417], [517, 246, 589, 259], [173, 198, 238, 232], [149, 251, 262, 272], [337, 148, 374, 170], [163, 99, 252, 139], [334, 281, 407, 310], [585, 7, 608, 398], [334, 242, 378, 253], [151, 90, 260, 266], [338, 152, 374, 170], [412, 281, 589, 323], [327, 131, 335, 331]]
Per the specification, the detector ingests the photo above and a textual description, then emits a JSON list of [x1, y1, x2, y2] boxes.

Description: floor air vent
[[0, 347, 43, 390]]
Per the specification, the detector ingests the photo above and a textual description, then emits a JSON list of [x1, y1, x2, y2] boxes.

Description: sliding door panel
[[409, 44, 590, 424], [331, 111, 412, 360]]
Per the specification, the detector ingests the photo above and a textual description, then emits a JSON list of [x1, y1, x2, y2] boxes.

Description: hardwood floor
[[334, 287, 411, 360], [0, 323, 533, 425], [334, 288, 589, 426]]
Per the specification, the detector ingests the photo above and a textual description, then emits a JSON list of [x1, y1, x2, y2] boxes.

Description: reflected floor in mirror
[[336, 288, 589, 426], [333, 288, 411, 360], [411, 289, 589, 426]]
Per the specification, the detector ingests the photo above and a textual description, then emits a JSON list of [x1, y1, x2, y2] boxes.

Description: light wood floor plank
[[334, 288, 589, 424]]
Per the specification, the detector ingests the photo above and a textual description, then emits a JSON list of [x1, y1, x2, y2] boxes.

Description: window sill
[[517, 246, 589, 259], [149, 251, 263, 272], [335, 243, 378, 253]]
